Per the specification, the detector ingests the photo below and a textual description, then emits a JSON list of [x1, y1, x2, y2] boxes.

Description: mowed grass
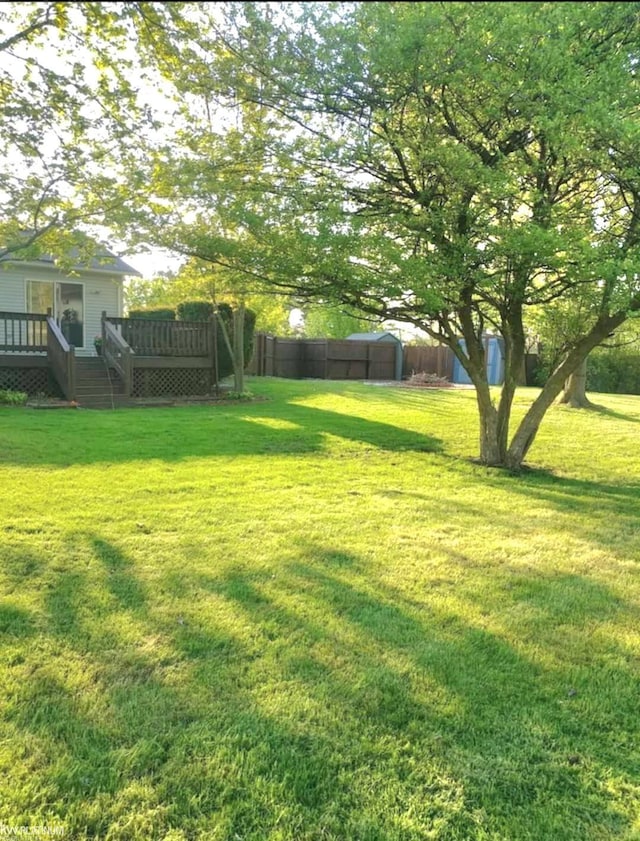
[[0, 377, 639, 841]]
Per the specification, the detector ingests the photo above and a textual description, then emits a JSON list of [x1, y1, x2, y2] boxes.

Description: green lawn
[[1, 378, 639, 841]]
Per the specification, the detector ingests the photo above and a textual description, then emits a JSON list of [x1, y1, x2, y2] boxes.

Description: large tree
[[121, 2, 640, 468], [0, 2, 181, 261]]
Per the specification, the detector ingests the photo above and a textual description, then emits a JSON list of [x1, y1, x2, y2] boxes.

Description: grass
[[0, 377, 639, 840]]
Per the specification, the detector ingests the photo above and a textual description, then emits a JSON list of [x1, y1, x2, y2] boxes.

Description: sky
[[121, 247, 183, 279]]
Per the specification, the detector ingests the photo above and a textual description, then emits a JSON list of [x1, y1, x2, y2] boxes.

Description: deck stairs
[[74, 358, 130, 409]]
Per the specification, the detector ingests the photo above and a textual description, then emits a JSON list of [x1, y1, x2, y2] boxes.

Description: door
[[26, 280, 84, 348], [58, 282, 84, 348]]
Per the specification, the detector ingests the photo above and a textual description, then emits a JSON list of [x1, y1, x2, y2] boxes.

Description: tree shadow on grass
[[435, 456, 640, 563], [3, 535, 638, 839], [4, 538, 403, 838], [0, 400, 442, 467], [0, 601, 36, 637], [190, 549, 637, 840], [581, 403, 640, 425]]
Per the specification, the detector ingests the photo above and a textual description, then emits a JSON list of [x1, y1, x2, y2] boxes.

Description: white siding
[[0, 267, 27, 312], [0, 263, 124, 356], [83, 273, 121, 356]]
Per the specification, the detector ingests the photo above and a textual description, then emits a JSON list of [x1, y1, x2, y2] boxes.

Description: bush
[[216, 305, 257, 379], [587, 348, 640, 394], [176, 301, 215, 321], [0, 389, 28, 406], [128, 308, 176, 320]]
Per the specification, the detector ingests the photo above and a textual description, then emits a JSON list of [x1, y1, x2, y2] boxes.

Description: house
[[0, 245, 140, 356], [0, 244, 219, 407]]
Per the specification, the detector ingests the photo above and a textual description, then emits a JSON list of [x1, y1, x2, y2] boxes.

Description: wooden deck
[[0, 311, 218, 405]]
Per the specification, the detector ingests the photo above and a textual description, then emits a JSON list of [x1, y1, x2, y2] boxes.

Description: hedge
[[176, 301, 214, 321], [587, 348, 640, 395], [128, 308, 176, 320]]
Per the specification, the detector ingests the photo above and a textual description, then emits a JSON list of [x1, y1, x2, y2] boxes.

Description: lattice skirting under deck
[[0, 366, 62, 397], [133, 367, 213, 397]]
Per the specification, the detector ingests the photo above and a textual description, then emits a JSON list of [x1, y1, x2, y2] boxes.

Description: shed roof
[[347, 331, 402, 344]]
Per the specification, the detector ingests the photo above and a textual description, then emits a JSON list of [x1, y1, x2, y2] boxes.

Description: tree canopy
[[118, 0, 640, 467], [0, 1, 180, 261]]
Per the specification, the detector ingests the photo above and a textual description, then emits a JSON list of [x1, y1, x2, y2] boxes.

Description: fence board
[[403, 345, 455, 380], [249, 333, 399, 380]]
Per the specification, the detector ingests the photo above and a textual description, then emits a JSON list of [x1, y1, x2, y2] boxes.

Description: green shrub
[[224, 390, 254, 400], [176, 301, 215, 321], [587, 348, 640, 395], [216, 305, 257, 379], [128, 308, 176, 320], [0, 389, 28, 406]]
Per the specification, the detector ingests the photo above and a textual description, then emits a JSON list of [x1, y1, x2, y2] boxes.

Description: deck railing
[[0, 311, 48, 353], [106, 316, 213, 357], [47, 317, 76, 400], [102, 317, 133, 396]]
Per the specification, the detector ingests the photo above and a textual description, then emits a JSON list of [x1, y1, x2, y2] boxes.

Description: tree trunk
[[557, 358, 595, 408], [447, 319, 506, 466], [506, 316, 624, 469], [479, 405, 503, 465], [474, 379, 504, 465], [497, 314, 526, 461]]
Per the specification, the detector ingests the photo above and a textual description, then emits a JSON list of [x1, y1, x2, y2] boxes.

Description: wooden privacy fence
[[403, 343, 540, 386], [403, 344, 455, 380], [251, 337, 539, 387], [248, 334, 399, 380]]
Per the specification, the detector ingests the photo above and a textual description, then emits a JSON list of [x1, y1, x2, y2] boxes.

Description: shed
[[452, 336, 505, 386], [347, 331, 403, 380]]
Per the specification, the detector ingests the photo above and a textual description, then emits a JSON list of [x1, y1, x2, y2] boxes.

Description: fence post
[[260, 332, 266, 376], [212, 315, 219, 395]]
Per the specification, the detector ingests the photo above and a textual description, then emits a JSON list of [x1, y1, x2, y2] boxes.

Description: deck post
[[67, 345, 76, 401]]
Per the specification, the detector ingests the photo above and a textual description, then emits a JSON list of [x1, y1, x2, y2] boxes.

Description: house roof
[[347, 331, 402, 344], [0, 232, 142, 277], [0, 249, 141, 277]]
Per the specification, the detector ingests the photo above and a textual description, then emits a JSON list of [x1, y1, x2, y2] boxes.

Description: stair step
[[76, 402, 132, 409], [76, 381, 116, 388], [76, 394, 126, 400], [85, 392, 128, 397], [77, 392, 120, 397], [77, 384, 124, 390]]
